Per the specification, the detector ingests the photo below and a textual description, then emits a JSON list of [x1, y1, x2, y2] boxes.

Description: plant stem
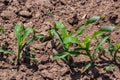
[[86, 50, 93, 61], [16, 45, 21, 65], [113, 48, 119, 62]]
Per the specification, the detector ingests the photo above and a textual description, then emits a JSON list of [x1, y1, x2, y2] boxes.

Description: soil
[[0, 0, 120, 80]]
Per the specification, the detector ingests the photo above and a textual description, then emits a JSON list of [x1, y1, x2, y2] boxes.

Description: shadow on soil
[[69, 57, 117, 80]]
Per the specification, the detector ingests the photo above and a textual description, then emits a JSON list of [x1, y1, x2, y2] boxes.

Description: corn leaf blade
[[23, 27, 33, 43], [93, 36, 109, 57], [100, 26, 115, 32], [86, 16, 100, 25], [63, 36, 80, 44], [21, 34, 44, 50], [53, 21, 68, 38], [81, 62, 92, 73], [53, 52, 70, 59], [0, 49, 13, 55], [51, 29, 65, 48], [116, 43, 120, 49], [76, 16, 100, 37], [14, 24, 24, 45]]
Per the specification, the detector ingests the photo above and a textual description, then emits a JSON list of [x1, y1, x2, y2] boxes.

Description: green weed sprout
[[0, 26, 5, 33], [104, 64, 115, 72], [113, 43, 120, 62], [14, 24, 44, 65]]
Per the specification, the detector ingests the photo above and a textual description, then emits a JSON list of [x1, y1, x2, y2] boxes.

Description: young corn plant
[[50, 16, 115, 73], [113, 43, 120, 63], [79, 26, 115, 73], [14, 24, 44, 65], [107, 39, 120, 63], [50, 16, 102, 65], [98, 31, 120, 63], [82, 26, 115, 61]]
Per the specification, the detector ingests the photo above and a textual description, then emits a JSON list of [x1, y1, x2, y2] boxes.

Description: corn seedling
[[50, 16, 115, 73], [109, 42, 120, 63], [76, 26, 114, 73], [50, 16, 102, 65], [102, 35, 120, 63], [14, 24, 44, 65], [113, 43, 120, 62], [84, 26, 114, 60]]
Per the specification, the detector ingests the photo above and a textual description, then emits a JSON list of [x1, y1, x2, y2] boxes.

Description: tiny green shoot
[[0, 26, 5, 33]]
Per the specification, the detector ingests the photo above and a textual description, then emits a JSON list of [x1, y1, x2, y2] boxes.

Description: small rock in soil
[[60, 0, 66, 5], [1, 11, 16, 20], [41, 70, 54, 79], [24, 22, 33, 27], [109, 14, 118, 24], [19, 10, 32, 18], [40, 55, 49, 64], [2, 0, 10, 5], [10, 76, 16, 80], [46, 41, 52, 49], [0, 3, 5, 12], [9, 32, 15, 39], [68, 14, 79, 26], [113, 0, 118, 2]]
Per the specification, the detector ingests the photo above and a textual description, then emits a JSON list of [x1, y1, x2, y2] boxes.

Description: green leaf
[[53, 21, 68, 39], [63, 36, 80, 44], [91, 30, 103, 40], [69, 51, 81, 56], [116, 43, 120, 49], [51, 29, 63, 44], [48, 30, 52, 38], [81, 62, 92, 73], [76, 16, 100, 37], [76, 25, 86, 36], [86, 16, 100, 25], [21, 34, 44, 51], [100, 26, 115, 32], [0, 49, 13, 55], [23, 27, 33, 43], [0, 26, 5, 33], [53, 52, 70, 59], [101, 34, 115, 56], [51, 29, 66, 49], [104, 64, 115, 72], [14, 24, 24, 45], [83, 36, 90, 49], [93, 36, 109, 58], [35, 34, 44, 39]]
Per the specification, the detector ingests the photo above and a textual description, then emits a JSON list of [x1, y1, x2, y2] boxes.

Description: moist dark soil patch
[[0, 0, 120, 80]]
